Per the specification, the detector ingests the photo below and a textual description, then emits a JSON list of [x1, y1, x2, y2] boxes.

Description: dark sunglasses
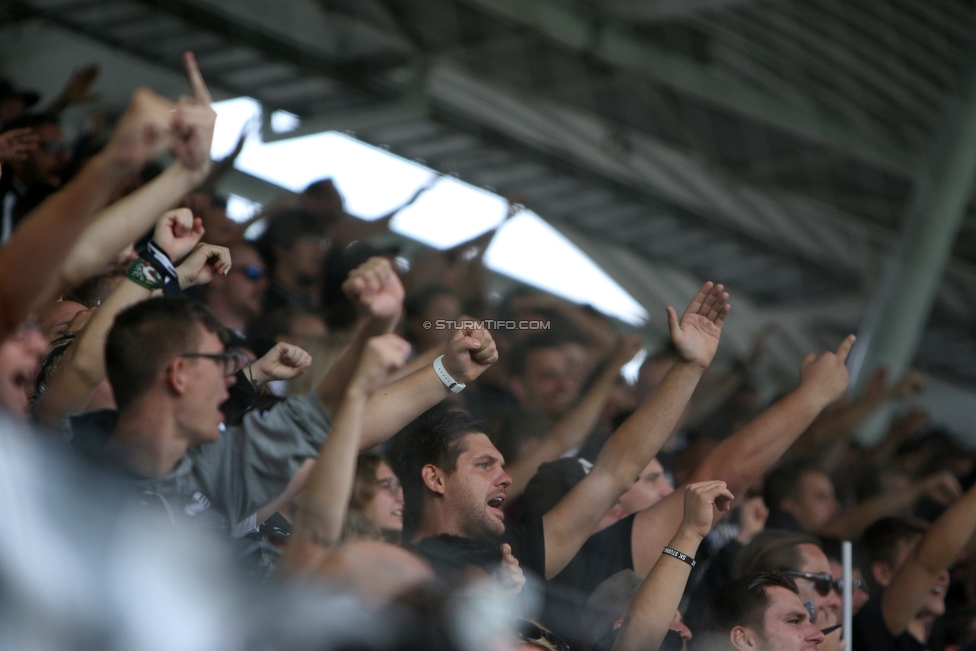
[[782, 571, 863, 596], [231, 264, 266, 282], [515, 619, 570, 651]]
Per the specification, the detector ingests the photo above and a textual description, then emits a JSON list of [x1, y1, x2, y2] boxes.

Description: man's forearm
[[316, 315, 399, 415], [359, 365, 448, 450], [690, 385, 826, 495], [596, 361, 703, 488], [58, 163, 203, 292], [884, 484, 976, 635], [818, 484, 921, 540], [615, 525, 702, 651], [33, 278, 153, 427], [0, 153, 130, 336]]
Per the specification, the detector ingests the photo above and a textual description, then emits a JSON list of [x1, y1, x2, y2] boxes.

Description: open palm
[[667, 282, 730, 370]]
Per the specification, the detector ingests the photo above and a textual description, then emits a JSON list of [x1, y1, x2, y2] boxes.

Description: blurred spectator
[[0, 78, 40, 123], [0, 113, 68, 240], [204, 241, 268, 334], [257, 207, 327, 313]]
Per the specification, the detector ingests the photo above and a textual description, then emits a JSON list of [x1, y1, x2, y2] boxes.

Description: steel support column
[[847, 42, 976, 442]]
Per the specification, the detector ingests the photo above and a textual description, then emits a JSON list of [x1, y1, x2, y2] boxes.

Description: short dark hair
[[735, 529, 823, 577], [762, 459, 828, 512], [705, 572, 800, 638], [388, 407, 492, 537], [256, 207, 325, 273], [105, 297, 226, 409], [861, 516, 927, 566]]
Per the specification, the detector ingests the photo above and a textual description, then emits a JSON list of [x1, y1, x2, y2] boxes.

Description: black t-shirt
[[853, 596, 929, 651], [405, 518, 547, 582], [502, 516, 547, 578], [542, 515, 636, 647]]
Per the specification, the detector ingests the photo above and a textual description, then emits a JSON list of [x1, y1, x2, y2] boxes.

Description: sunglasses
[[515, 620, 570, 651], [231, 264, 266, 282], [782, 571, 864, 596]]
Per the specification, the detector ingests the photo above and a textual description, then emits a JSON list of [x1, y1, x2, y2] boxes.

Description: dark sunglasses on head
[[231, 264, 266, 282], [782, 571, 863, 596], [514, 619, 570, 651]]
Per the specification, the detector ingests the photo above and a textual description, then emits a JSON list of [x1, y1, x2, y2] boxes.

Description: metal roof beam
[[456, 0, 917, 177], [605, 0, 764, 23]]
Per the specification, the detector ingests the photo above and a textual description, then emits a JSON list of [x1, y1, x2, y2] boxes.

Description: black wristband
[[662, 546, 696, 567], [137, 241, 182, 295]]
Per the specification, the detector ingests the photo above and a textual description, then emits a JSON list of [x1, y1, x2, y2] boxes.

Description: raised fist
[[176, 242, 231, 288], [441, 325, 498, 384], [247, 343, 313, 386], [342, 257, 405, 324], [153, 208, 204, 262], [350, 334, 411, 395]]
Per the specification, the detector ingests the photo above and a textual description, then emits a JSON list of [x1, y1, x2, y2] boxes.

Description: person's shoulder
[[62, 408, 117, 448]]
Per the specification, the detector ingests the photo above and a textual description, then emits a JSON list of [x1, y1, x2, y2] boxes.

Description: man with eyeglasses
[[0, 113, 68, 242], [61, 286, 498, 535], [204, 242, 268, 336]]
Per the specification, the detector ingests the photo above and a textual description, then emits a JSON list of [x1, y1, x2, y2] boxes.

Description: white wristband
[[433, 355, 466, 393]]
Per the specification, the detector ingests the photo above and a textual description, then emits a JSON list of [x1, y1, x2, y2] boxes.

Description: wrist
[[794, 383, 837, 412], [171, 158, 211, 188], [672, 359, 708, 378], [672, 524, 706, 550], [343, 385, 371, 404], [246, 365, 266, 386]]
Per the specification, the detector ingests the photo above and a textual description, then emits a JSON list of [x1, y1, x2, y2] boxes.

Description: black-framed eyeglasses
[[231, 263, 266, 282], [782, 571, 863, 596], [180, 351, 248, 376], [377, 477, 402, 495], [514, 619, 570, 651]]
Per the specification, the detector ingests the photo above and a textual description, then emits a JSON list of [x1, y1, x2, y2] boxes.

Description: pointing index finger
[[183, 51, 212, 105], [836, 334, 856, 362]]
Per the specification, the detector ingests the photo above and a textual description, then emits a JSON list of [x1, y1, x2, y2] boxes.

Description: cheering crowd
[[4, 52, 976, 651]]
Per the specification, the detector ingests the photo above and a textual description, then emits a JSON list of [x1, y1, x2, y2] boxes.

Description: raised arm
[[541, 282, 729, 579], [0, 86, 178, 336], [50, 53, 216, 305], [315, 257, 403, 415], [818, 471, 961, 540], [613, 481, 733, 651], [630, 334, 854, 576], [359, 324, 497, 450], [506, 335, 643, 500], [882, 479, 976, 636], [33, 213, 228, 426], [280, 334, 409, 575]]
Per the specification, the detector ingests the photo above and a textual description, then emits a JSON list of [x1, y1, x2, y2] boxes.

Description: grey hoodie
[[62, 393, 331, 533]]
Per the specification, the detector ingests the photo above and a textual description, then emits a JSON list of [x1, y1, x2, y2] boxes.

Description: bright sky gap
[[212, 97, 648, 325]]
